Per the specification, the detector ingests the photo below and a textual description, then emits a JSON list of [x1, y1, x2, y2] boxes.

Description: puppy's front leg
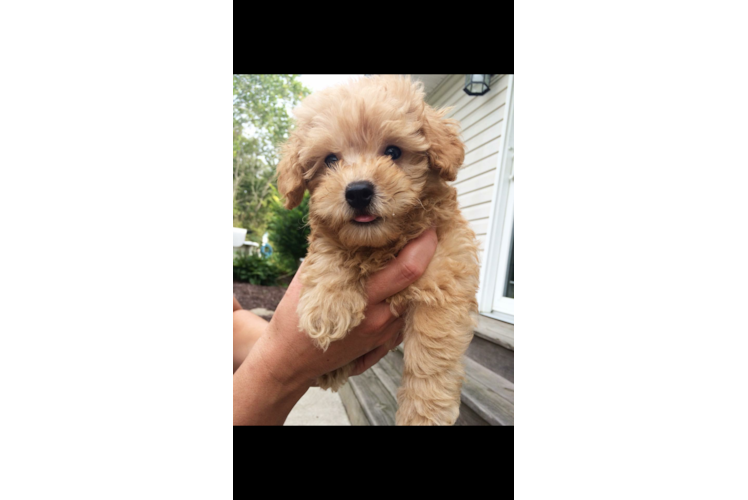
[[396, 303, 474, 425], [297, 259, 366, 352]]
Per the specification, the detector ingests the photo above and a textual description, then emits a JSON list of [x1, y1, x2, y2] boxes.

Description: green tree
[[233, 74, 310, 238]]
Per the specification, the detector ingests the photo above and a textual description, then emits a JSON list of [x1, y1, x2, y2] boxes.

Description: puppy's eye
[[324, 154, 339, 167], [384, 146, 401, 160]]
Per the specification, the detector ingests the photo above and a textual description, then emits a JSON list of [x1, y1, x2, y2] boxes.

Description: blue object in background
[[260, 243, 273, 258], [260, 232, 273, 258]]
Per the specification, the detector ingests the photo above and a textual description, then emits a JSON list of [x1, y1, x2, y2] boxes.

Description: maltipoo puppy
[[277, 75, 480, 425]]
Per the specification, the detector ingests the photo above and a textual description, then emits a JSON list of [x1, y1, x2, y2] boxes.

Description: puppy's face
[[278, 76, 465, 248]]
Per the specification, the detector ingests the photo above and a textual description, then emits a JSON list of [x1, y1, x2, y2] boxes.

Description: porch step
[[339, 344, 514, 426], [473, 313, 514, 351]]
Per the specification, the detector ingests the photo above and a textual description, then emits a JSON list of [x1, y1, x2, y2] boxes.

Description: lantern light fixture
[[463, 74, 493, 96]]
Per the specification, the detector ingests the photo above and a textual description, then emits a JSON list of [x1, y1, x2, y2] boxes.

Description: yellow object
[[514, 300, 530, 325]]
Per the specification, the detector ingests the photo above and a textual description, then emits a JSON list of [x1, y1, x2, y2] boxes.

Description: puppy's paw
[[317, 363, 354, 392], [385, 292, 409, 318], [396, 382, 461, 426], [297, 289, 366, 351]]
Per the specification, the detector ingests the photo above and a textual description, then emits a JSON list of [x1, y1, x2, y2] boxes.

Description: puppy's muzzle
[[345, 181, 375, 210]]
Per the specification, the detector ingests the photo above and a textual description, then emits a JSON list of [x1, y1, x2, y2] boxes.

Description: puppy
[[277, 75, 480, 425]]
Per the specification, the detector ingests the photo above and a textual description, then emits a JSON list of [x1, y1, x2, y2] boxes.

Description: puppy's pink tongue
[[354, 214, 377, 223]]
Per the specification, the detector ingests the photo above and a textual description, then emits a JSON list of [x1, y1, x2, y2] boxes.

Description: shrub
[[266, 187, 310, 274], [233, 253, 282, 286]]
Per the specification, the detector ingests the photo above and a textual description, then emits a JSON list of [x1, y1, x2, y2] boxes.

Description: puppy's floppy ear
[[276, 132, 306, 209], [422, 106, 465, 182]]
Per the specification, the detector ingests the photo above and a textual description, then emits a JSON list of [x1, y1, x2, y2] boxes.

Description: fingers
[[365, 227, 437, 305], [351, 318, 405, 376], [361, 301, 398, 335], [389, 328, 405, 351]]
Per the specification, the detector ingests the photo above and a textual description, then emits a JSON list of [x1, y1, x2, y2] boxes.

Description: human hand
[[233, 227, 438, 425]]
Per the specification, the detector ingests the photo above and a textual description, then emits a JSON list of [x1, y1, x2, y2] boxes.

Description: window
[[505, 154, 529, 299]]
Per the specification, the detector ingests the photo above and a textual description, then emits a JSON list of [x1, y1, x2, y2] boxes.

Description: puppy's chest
[[342, 244, 404, 280]]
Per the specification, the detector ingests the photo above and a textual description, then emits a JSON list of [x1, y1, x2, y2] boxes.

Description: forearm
[[233, 336, 311, 425]]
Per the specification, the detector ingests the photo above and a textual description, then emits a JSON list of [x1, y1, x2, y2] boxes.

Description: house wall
[[425, 74, 512, 298]]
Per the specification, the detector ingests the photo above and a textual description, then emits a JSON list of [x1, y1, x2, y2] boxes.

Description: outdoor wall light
[[463, 74, 493, 96]]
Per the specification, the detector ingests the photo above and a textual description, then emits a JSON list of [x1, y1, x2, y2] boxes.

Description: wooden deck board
[[348, 367, 397, 426], [461, 350, 515, 426], [465, 334, 514, 383], [473, 313, 514, 351], [338, 383, 369, 426]]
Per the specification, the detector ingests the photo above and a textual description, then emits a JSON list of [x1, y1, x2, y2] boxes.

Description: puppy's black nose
[[345, 181, 375, 210]]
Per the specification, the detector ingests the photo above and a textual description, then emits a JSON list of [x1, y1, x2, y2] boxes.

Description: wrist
[[257, 335, 314, 395]]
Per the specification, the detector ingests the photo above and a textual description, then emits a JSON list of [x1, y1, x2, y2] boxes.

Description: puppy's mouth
[[351, 213, 381, 225]]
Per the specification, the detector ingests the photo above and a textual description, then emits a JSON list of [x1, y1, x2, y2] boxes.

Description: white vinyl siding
[[426, 74, 511, 291]]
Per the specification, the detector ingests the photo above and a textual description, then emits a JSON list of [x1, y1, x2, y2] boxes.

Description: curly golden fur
[[277, 75, 480, 425]]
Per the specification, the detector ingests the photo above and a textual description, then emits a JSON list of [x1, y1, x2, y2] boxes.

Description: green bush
[[267, 187, 311, 274], [233, 253, 282, 286]]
